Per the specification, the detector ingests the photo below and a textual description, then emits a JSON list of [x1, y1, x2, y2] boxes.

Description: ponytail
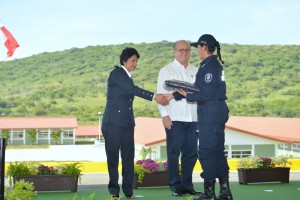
[[216, 41, 224, 64]]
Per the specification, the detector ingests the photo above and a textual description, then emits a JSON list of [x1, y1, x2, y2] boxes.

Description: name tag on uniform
[[221, 70, 225, 81]]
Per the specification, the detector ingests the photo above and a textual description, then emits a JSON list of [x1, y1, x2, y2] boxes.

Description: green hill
[[0, 42, 299, 124]]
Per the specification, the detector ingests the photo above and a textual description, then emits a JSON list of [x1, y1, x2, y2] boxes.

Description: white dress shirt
[[157, 59, 198, 122]]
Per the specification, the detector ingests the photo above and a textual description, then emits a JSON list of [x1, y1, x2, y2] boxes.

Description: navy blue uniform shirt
[[183, 55, 227, 103]]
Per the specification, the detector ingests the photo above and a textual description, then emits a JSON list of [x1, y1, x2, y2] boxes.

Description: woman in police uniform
[[170, 34, 233, 200]]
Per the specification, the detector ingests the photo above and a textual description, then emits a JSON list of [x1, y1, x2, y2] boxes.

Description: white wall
[[225, 129, 282, 145]]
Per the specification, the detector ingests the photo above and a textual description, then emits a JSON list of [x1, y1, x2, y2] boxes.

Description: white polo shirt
[[157, 59, 198, 122]]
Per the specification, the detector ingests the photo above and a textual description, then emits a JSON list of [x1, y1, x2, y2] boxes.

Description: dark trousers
[[197, 102, 230, 181], [102, 123, 135, 196], [166, 121, 198, 191]]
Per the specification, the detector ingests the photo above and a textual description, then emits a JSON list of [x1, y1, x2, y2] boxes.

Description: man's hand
[[155, 93, 169, 105], [164, 93, 174, 101], [162, 116, 172, 130]]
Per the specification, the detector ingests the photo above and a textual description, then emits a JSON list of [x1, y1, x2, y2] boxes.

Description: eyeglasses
[[176, 49, 191, 53]]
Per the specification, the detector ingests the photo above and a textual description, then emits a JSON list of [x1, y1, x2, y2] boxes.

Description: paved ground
[[77, 171, 300, 190], [5, 145, 300, 190]]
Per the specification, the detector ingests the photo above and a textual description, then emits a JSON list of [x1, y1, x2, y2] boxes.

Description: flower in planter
[[237, 155, 293, 169], [37, 164, 58, 175], [6, 161, 83, 186], [259, 157, 275, 168], [134, 159, 168, 183], [135, 159, 167, 172]]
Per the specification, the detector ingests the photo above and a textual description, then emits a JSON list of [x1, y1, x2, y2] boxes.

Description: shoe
[[125, 194, 135, 199], [217, 178, 233, 200], [111, 195, 119, 200], [182, 189, 203, 196], [172, 188, 183, 196]]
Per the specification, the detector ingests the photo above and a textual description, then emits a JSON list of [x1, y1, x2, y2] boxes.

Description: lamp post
[[98, 111, 102, 145]]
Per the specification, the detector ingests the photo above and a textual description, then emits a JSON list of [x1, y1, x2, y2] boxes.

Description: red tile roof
[[1, 116, 299, 145], [134, 116, 300, 146], [76, 125, 102, 136], [226, 116, 300, 144], [0, 117, 77, 129], [134, 117, 165, 146]]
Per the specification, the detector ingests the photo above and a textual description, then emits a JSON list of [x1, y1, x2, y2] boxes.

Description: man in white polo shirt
[[157, 40, 201, 197]]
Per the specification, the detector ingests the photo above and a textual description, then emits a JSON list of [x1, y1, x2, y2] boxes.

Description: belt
[[199, 99, 225, 104]]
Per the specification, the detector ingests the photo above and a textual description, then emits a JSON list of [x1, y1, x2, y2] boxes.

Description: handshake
[[154, 93, 173, 106], [154, 79, 200, 106]]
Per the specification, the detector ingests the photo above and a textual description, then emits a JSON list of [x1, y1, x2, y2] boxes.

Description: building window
[[228, 150, 252, 158], [279, 144, 288, 149], [292, 143, 300, 150], [38, 130, 49, 139], [12, 131, 23, 139], [63, 130, 73, 138]]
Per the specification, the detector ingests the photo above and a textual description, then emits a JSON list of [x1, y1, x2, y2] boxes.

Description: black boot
[[194, 180, 217, 200], [217, 178, 233, 200]]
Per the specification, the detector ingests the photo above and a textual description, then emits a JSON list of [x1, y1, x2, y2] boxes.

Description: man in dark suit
[[101, 47, 168, 199]]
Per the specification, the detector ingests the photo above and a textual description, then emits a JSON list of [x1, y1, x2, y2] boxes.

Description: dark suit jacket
[[102, 66, 155, 128]]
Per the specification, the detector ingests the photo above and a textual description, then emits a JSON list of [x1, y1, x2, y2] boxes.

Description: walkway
[[77, 171, 300, 190], [5, 145, 300, 190]]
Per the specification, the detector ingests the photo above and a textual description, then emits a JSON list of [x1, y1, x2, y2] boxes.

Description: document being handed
[[164, 79, 200, 93]]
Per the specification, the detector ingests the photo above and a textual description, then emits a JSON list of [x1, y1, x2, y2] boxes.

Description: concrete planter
[[133, 171, 169, 189], [14, 175, 79, 192], [237, 167, 290, 185]]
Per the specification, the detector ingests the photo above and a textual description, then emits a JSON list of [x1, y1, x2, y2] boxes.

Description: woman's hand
[[155, 93, 169, 105], [176, 89, 187, 97]]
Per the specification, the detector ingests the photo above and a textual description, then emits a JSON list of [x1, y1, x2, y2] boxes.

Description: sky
[[0, 0, 300, 61]]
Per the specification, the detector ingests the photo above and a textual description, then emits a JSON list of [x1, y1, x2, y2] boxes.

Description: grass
[[32, 181, 300, 200]]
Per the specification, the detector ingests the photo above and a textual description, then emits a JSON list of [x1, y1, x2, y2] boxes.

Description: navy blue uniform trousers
[[166, 121, 198, 190], [102, 123, 135, 196], [197, 101, 230, 181]]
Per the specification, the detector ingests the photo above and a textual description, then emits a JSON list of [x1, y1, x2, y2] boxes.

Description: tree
[[28, 130, 37, 145], [2, 130, 10, 145], [139, 146, 152, 160], [51, 130, 61, 145]]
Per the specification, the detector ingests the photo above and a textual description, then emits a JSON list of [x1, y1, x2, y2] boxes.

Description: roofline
[[226, 125, 294, 144], [143, 139, 166, 147], [0, 116, 77, 119]]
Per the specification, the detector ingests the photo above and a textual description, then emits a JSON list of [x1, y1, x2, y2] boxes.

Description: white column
[[48, 129, 51, 144], [23, 129, 26, 145], [61, 129, 63, 145], [228, 145, 232, 158]]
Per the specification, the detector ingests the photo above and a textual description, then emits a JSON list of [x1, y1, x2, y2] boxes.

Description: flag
[[0, 22, 19, 57]]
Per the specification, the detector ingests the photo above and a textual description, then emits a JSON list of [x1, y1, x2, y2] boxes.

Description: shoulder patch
[[205, 73, 212, 83]]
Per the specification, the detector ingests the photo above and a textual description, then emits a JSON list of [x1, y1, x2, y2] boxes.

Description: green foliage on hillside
[[0, 42, 299, 124]]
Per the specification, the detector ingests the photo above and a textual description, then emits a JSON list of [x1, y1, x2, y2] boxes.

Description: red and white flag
[[0, 22, 19, 57]]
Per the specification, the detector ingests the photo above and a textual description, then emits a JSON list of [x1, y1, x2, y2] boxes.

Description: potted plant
[[6, 162, 83, 192], [237, 155, 293, 184], [133, 158, 169, 189], [133, 159, 169, 189], [5, 179, 37, 200]]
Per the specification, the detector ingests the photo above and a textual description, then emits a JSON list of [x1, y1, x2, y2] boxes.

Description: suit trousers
[[166, 121, 198, 191], [102, 123, 135, 196]]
